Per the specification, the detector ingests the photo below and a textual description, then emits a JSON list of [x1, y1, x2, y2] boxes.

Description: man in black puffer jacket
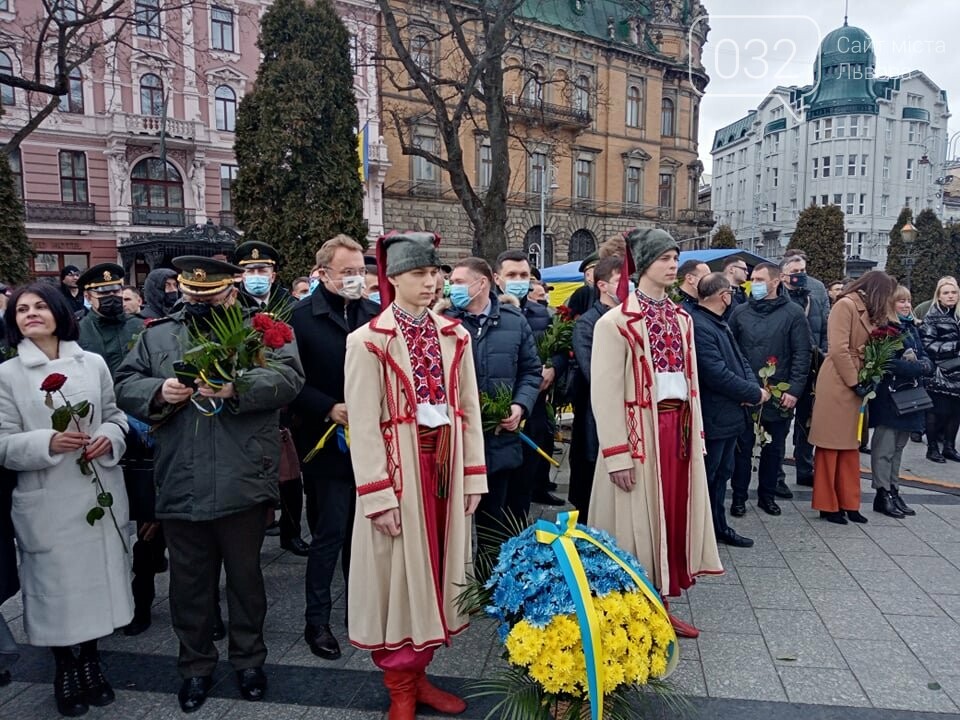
[[140, 268, 180, 320], [728, 263, 811, 518], [690, 273, 768, 548], [443, 257, 541, 572]]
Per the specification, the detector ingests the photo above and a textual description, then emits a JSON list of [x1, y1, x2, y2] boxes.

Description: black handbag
[[939, 357, 960, 375], [889, 382, 933, 416]]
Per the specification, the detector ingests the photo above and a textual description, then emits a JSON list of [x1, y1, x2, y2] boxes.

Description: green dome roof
[[817, 24, 876, 76]]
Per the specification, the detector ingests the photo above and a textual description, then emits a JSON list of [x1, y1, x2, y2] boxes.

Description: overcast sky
[[695, 0, 960, 172]]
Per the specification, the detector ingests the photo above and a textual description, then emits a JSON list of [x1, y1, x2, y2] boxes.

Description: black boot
[[77, 641, 114, 707], [889, 487, 916, 516], [944, 418, 960, 462], [927, 444, 946, 463], [52, 647, 88, 717], [873, 488, 905, 519]]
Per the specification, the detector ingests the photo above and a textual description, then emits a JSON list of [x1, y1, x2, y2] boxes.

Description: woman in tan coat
[[810, 271, 898, 524]]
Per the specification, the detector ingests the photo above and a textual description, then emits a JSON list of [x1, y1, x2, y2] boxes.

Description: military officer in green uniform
[[76, 263, 144, 373], [115, 256, 305, 713], [233, 241, 295, 316]]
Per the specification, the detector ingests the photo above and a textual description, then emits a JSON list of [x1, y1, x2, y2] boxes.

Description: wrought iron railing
[[132, 207, 194, 227], [24, 200, 96, 223]]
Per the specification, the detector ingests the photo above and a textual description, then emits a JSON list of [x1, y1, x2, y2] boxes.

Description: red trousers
[[658, 405, 693, 597], [812, 448, 861, 512]]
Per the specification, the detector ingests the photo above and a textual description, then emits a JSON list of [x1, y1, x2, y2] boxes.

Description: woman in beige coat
[[344, 232, 487, 720], [810, 271, 898, 524]]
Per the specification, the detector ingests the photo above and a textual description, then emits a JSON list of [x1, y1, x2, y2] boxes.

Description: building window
[[658, 172, 673, 209], [908, 122, 917, 142], [58, 68, 84, 114], [220, 164, 237, 212], [846, 193, 855, 215], [412, 127, 437, 183], [411, 34, 432, 73], [131, 158, 185, 226], [850, 115, 860, 137], [574, 75, 589, 113], [813, 120, 821, 141], [905, 196, 912, 209], [885, 120, 894, 143], [881, 195, 888, 214], [812, 157, 818, 178], [660, 97, 674, 137], [139, 74, 164, 115], [772, 167, 779, 187], [860, 154, 868, 176], [845, 231, 864, 257], [882, 156, 890, 179], [33, 252, 89, 278], [810, 196, 816, 206], [575, 158, 593, 199], [526, 64, 544, 105], [906, 158, 914, 180], [771, 202, 777, 222], [835, 155, 843, 171], [529, 151, 546, 194], [833, 193, 842, 205], [859, 194, 866, 214], [835, 117, 845, 138], [0, 52, 14, 106], [477, 141, 492, 189], [692, 101, 700, 138], [135, 0, 161, 38], [0, 0, 8, 10], [215, 85, 236, 131], [8, 147, 23, 199], [823, 118, 833, 139], [906, 93, 923, 107], [625, 165, 641, 204], [822, 156, 830, 178], [56, 0, 78, 22], [59, 151, 88, 203], [625, 86, 640, 127], [848, 154, 856, 176], [772, 132, 780, 153], [211, 7, 235, 52], [821, 194, 828, 206]]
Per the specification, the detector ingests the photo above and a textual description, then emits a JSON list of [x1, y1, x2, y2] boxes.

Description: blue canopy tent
[[541, 249, 770, 306]]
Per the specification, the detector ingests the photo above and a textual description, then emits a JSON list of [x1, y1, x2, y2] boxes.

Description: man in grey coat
[[115, 256, 304, 713]]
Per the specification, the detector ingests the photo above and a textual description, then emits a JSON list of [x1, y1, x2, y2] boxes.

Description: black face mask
[[184, 301, 213, 320], [787, 272, 808, 290], [164, 291, 180, 309], [96, 295, 124, 319]]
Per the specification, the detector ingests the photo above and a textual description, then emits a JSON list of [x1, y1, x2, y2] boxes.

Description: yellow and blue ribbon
[[533, 511, 677, 720], [303, 424, 351, 463]]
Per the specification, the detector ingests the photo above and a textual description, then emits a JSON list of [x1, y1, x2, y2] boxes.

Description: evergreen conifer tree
[[711, 224, 737, 249], [883, 207, 913, 284], [0, 151, 33, 284], [233, 0, 366, 284], [790, 203, 845, 282], [910, 208, 951, 302]]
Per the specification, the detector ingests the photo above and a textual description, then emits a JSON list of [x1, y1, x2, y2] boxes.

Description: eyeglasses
[[731, 265, 748, 272]]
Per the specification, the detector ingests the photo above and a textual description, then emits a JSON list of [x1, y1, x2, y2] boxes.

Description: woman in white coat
[[0, 284, 132, 717]]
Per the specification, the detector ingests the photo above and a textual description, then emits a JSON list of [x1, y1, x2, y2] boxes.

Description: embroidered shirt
[[636, 290, 688, 402], [393, 304, 450, 428]]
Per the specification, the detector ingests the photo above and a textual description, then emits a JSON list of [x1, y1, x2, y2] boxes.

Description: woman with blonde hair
[[810, 271, 898, 524], [920, 277, 960, 462]]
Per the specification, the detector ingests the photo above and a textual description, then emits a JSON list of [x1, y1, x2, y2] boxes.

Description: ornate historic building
[[710, 21, 950, 268], [380, 0, 713, 266], [0, 0, 388, 283]]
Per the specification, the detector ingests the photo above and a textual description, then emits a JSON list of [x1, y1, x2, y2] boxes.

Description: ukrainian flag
[[357, 124, 369, 182]]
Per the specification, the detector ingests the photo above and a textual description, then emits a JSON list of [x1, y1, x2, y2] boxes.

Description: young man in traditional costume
[[343, 231, 487, 719], [589, 228, 723, 639]]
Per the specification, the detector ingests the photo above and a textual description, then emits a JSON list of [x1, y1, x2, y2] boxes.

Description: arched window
[[0, 53, 14, 106], [526, 64, 544, 105], [411, 34, 432, 72], [626, 85, 641, 128], [58, 68, 84, 114], [215, 85, 236, 132], [574, 75, 590, 113], [661, 97, 675, 137], [524, 225, 553, 268], [568, 229, 596, 262], [139, 74, 164, 116], [131, 158, 185, 226]]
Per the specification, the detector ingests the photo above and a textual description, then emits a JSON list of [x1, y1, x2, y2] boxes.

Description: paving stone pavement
[[3, 456, 960, 719]]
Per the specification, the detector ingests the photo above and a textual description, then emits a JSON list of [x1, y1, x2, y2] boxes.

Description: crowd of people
[[0, 227, 957, 720]]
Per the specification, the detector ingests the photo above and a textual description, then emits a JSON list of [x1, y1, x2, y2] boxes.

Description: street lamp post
[[538, 161, 558, 267], [900, 221, 918, 289]]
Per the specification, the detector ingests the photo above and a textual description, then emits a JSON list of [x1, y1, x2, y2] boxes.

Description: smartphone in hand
[[172, 361, 198, 387]]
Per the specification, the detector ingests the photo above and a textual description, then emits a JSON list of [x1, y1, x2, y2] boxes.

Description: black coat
[[572, 301, 609, 462], [289, 286, 380, 474], [141, 268, 178, 319], [444, 294, 542, 474], [60, 283, 85, 315], [728, 289, 812, 423], [869, 322, 933, 432], [690, 304, 763, 440], [566, 284, 597, 318], [920, 304, 960, 398]]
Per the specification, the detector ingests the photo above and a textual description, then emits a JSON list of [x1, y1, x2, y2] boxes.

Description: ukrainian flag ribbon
[[534, 511, 677, 720]]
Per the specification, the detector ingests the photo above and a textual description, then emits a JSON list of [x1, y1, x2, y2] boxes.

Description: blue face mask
[[449, 282, 479, 310], [368, 292, 381, 305], [243, 275, 271, 297], [750, 282, 769, 301], [504, 280, 530, 300], [308, 278, 319, 295]]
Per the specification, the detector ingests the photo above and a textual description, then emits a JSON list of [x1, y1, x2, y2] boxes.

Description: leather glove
[[852, 382, 876, 398]]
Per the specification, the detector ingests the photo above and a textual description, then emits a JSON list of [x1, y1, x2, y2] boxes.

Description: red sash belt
[[657, 400, 691, 459], [419, 426, 451, 498]]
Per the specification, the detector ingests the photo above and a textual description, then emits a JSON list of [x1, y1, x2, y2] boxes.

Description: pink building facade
[[0, 0, 388, 284]]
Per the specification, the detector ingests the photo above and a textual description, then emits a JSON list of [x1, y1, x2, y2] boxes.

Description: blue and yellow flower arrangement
[[468, 511, 679, 720]]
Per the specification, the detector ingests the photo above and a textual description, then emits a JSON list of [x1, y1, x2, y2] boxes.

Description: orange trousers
[[811, 448, 862, 512]]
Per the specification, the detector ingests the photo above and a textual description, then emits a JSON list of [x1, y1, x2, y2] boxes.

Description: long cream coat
[[588, 295, 722, 594], [344, 307, 487, 652], [0, 340, 132, 646]]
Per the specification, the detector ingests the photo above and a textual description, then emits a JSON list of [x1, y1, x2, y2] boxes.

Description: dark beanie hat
[[616, 228, 680, 301], [60, 265, 81, 280], [374, 231, 442, 308]]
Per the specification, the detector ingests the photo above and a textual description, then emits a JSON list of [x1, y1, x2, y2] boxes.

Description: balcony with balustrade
[[132, 207, 195, 227], [505, 95, 591, 131], [24, 201, 97, 223]]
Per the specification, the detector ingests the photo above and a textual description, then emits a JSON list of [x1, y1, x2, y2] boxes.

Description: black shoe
[[178, 676, 213, 714], [795, 475, 814, 487], [280, 537, 310, 556], [730, 500, 746, 517], [943, 447, 960, 462], [264, 521, 280, 537], [927, 447, 947, 463], [911, 432, 924, 443], [123, 614, 151, 637], [547, 481, 559, 491], [819, 510, 848, 525], [774, 480, 794, 499], [54, 655, 88, 717], [859, 446, 871, 454], [717, 527, 754, 548], [872, 489, 905, 519], [237, 668, 267, 702], [532, 492, 565, 507], [890, 487, 916, 516], [77, 654, 114, 708], [0, 669, 9, 687], [212, 615, 226, 641], [845, 510, 868, 524], [757, 498, 781, 516], [304, 623, 341, 660]]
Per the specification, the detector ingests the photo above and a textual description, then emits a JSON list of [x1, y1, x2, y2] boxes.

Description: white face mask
[[338, 274, 365, 300]]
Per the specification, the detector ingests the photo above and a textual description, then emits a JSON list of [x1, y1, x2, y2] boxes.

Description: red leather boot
[[416, 672, 467, 714], [663, 599, 700, 639], [383, 670, 418, 720]]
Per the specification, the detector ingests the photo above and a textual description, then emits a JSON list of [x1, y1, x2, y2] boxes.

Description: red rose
[[766, 356, 778, 366], [262, 328, 287, 349], [40, 373, 68, 393], [279, 323, 293, 343], [252, 313, 273, 333]]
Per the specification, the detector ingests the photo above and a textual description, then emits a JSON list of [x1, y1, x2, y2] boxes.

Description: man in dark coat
[[728, 262, 812, 517], [568, 257, 621, 521], [675, 259, 710, 309], [115, 256, 304, 712], [59, 264, 85, 316], [565, 253, 599, 318], [690, 273, 767, 547], [721, 255, 749, 317], [140, 268, 179, 320], [289, 235, 379, 661], [443, 256, 541, 571]]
